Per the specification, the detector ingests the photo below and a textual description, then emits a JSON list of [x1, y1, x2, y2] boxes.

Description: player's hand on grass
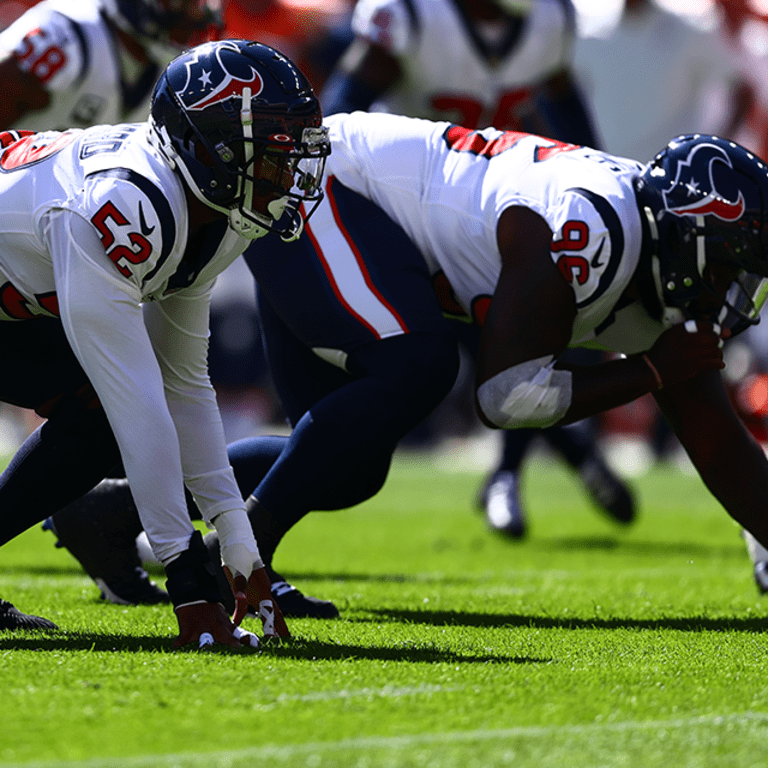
[[224, 565, 291, 638], [173, 601, 259, 650]]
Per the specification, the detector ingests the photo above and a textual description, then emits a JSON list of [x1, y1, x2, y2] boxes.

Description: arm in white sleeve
[[47, 210, 195, 564], [142, 277, 262, 577], [141, 285, 243, 520]]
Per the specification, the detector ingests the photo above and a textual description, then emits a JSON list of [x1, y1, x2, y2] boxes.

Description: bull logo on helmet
[[663, 142, 746, 222], [172, 40, 264, 111]]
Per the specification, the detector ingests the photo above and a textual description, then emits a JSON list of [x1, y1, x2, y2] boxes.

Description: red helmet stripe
[[669, 191, 746, 222]]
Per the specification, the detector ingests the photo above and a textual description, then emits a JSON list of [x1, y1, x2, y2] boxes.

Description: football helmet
[[149, 39, 330, 241], [635, 134, 768, 335], [101, 0, 224, 64]]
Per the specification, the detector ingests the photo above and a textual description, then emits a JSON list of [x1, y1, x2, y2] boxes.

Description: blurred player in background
[[320, 0, 635, 541], [0, 0, 224, 129], [223, 0, 352, 92]]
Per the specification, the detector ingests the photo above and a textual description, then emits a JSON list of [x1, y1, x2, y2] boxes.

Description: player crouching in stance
[[0, 39, 330, 647], [218, 117, 768, 604]]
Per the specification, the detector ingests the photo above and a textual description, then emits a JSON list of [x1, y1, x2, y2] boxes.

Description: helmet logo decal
[[175, 42, 264, 111], [664, 143, 746, 222]]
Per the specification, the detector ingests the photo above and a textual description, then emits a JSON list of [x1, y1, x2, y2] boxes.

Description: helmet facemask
[[649, 209, 768, 336], [218, 88, 328, 241]]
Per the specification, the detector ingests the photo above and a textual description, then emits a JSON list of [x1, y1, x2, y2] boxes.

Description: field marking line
[[6, 710, 768, 768]]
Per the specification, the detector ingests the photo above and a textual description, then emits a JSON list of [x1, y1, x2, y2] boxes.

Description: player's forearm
[[699, 448, 768, 551], [556, 354, 660, 425], [657, 374, 768, 551]]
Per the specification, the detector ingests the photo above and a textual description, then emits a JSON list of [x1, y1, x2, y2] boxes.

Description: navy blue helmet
[[635, 134, 768, 335], [149, 39, 330, 240]]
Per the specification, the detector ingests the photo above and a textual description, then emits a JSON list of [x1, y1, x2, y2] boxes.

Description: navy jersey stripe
[[50, 11, 88, 85], [568, 187, 625, 309], [449, 0, 525, 62], [402, 0, 419, 38], [86, 168, 175, 282]]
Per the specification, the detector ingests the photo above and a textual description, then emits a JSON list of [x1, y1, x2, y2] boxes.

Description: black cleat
[[266, 566, 340, 619], [93, 572, 170, 606], [44, 479, 170, 606], [0, 600, 58, 631], [578, 456, 636, 525], [479, 470, 527, 539]]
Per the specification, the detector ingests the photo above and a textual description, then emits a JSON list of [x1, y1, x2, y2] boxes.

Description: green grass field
[[1, 447, 767, 768]]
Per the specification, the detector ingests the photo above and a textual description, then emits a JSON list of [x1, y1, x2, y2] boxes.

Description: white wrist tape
[[213, 509, 263, 577], [477, 355, 572, 429]]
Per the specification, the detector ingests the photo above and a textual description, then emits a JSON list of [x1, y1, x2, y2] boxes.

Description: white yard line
[[8, 711, 768, 768]]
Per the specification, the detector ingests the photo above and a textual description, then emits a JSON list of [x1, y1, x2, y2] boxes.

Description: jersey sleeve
[[7, 9, 86, 95], [547, 187, 625, 310], [351, 0, 418, 56], [78, 166, 183, 296], [44, 208, 199, 562], [143, 284, 247, 524]]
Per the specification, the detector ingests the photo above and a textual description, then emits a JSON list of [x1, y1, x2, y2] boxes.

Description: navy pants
[[0, 319, 120, 544], [234, 178, 460, 561]]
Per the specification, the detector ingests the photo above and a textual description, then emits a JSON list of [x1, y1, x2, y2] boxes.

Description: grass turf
[[1, 448, 767, 767]]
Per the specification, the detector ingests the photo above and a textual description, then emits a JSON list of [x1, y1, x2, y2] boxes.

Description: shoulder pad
[[81, 153, 185, 290]]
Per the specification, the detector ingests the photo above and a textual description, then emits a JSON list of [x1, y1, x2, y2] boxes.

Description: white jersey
[[0, 123, 250, 560], [324, 111, 665, 356], [0, 0, 157, 131], [351, 0, 576, 128]]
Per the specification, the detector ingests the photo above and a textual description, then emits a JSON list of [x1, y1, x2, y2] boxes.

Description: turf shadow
[[537, 536, 746, 559], [0, 631, 547, 664], [265, 636, 546, 665], [357, 607, 768, 634], [265, 570, 475, 585], [0, 631, 172, 653]]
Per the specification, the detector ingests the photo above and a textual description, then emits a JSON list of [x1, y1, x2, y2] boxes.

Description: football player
[[320, 0, 635, 542], [0, 0, 224, 130], [0, 0, 224, 615], [206, 114, 768, 618], [0, 39, 331, 646]]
